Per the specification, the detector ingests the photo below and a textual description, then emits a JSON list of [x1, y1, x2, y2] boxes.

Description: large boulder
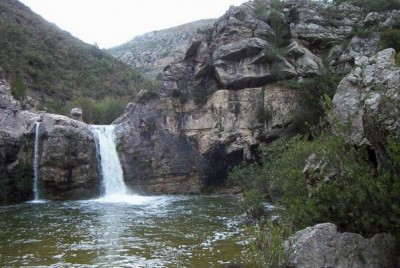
[[286, 223, 398, 268]]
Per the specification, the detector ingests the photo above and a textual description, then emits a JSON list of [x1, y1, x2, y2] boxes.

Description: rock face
[[287, 223, 399, 268], [333, 48, 400, 169], [108, 19, 215, 77], [0, 79, 100, 202], [113, 0, 400, 194]]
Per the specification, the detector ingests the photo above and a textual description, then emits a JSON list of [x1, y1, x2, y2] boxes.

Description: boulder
[[286, 223, 398, 268], [70, 107, 83, 122]]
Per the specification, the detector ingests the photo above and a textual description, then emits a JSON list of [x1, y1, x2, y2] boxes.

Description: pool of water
[[0, 195, 246, 267]]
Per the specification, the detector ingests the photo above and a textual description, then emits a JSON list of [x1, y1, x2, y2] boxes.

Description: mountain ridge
[[108, 19, 216, 77]]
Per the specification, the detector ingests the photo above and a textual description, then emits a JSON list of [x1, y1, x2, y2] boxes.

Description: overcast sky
[[19, 0, 249, 48]]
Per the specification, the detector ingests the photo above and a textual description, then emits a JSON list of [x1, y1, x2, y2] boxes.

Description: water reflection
[[0, 196, 245, 267]]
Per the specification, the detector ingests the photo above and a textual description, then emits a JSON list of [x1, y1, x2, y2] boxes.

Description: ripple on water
[[0, 196, 245, 267]]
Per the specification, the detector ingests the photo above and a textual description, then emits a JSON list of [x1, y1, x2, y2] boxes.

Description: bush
[[380, 29, 400, 52], [92, 97, 127, 124], [64, 96, 128, 124], [10, 74, 27, 100], [230, 131, 400, 237], [284, 73, 341, 133], [245, 222, 293, 267]]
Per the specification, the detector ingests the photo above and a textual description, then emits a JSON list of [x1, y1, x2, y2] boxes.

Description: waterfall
[[33, 121, 41, 200], [90, 125, 128, 196]]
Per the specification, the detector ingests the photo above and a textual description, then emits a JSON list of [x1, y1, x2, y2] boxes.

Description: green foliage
[[92, 97, 127, 124], [267, 10, 291, 48], [284, 73, 341, 133], [230, 130, 400, 237], [396, 52, 400, 67], [333, 0, 400, 12], [64, 96, 128, 124], [0, 0, 156, 109], [10, 74, 27, 100], [380, 29, 400, 52], [245, 222, 292, 268], [350, 25, 374, 38]]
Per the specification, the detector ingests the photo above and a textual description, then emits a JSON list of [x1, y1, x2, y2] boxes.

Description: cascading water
[[32, 121, 41, 201], [90, 125, 128, 197]]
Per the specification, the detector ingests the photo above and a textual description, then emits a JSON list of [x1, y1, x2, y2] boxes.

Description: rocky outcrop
[[113, 0, 375, 193], [108, 19, 215, 77], [0, 79, 100, 201], [38, 114, 99, 200], [333, 48, 400, 169], [286, 223, 398, 268]]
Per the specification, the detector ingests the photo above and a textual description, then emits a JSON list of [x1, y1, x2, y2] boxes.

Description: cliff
[[112, 0, 400, 194], [108, 19, 216, 78]]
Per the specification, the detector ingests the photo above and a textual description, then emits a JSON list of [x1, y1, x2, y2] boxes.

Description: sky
[[19, 0, 249, 48]]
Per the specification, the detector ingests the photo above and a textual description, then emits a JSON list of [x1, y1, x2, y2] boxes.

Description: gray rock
[[70, 107, 83, 122], [108, 19, 215, 77], [38, 113, 99, 200], [286, 223, 398, 268], [212, 38, 297, 88], [333, 48, 400, 169]]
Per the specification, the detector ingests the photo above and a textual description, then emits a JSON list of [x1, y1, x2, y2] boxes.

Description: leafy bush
[[230, 131, 400, 237], [245, 222, 293, 267], [380, 29, 400, 52], [64, 96, 128, 124], [10, 74, 27, 100], [92, 97, 127, 124], [284, 73, 341, 133]]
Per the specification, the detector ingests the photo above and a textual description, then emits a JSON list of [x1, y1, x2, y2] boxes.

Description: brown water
[[0, 196, 246, 267]]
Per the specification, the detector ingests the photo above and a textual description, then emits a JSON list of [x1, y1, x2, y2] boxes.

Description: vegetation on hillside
[[0, 0, 159, 123]]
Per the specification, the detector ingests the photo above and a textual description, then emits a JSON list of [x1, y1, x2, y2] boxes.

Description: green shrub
[[64, 96, 128, 124], [230, 131, 400, 237], [245, 222, 293, 268], [10, 74, 27, 100], [92, 97, 127, 124], [380, 29, 400, 52], [284, 73, 341, 133], [396, 52, 400, 67], [351, 25, 374, 38]]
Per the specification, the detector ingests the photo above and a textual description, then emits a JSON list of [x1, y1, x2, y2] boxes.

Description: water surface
[[0, 195, 245, 267]]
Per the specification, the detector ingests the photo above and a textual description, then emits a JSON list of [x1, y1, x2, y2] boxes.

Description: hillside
[[0, 0, 152, 114], [108, 19, 215, 78]]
